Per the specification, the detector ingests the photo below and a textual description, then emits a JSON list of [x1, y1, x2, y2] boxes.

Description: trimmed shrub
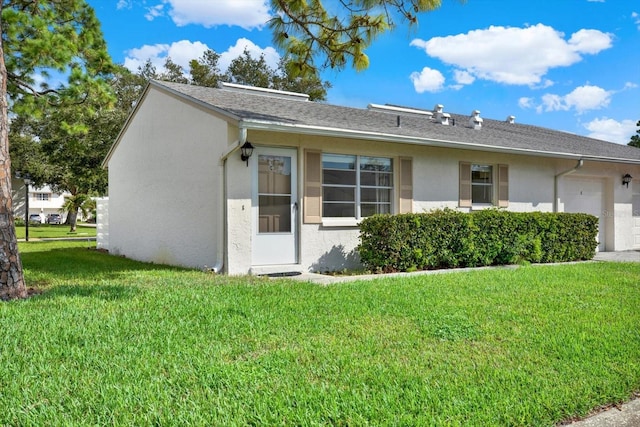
[[358, 209, 598, 273]]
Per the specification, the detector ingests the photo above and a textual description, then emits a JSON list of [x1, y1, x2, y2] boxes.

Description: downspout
[[554, 159, 584, 212], [208, 127, 248, 273]]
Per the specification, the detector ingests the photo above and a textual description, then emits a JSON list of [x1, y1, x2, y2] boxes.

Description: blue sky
[[87, 0, 640, 145]]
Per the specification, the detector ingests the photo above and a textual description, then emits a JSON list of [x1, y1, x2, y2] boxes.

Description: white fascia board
[[240, 120, 640, 165]]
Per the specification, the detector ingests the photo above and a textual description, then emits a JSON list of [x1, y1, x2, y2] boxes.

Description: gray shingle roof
[[154, 80, 640, 164]]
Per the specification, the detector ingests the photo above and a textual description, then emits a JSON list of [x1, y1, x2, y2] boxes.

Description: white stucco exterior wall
[[288, 137, 640, 271], [107, 89, 640, 275], [225, 151, 253, 275], [293, 137, 563, 272], [107, 87, 229, 269]]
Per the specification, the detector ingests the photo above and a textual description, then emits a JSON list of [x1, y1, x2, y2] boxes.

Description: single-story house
[[102, 80, 640, 274]]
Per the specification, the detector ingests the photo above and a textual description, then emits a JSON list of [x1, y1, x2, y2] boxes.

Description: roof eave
[[240, 120, 640, 164]]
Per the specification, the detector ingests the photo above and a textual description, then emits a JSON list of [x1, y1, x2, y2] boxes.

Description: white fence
[[96, 197, 109, 251]]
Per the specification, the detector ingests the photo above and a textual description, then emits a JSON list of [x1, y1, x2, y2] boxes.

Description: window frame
[[321, 153, 394, 221], [459, 162, 509, 209], [471, 164, 494, 206]]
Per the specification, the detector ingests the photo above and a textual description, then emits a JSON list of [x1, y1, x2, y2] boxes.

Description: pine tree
[[0, 1, 114, 300]]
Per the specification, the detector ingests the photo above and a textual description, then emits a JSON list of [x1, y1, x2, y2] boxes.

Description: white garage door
[[563, 177, 604, 252], [633, 180, 640, 249]]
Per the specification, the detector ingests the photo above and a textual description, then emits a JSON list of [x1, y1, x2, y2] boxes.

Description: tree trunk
[[0, 20, 27, 300], [68, 209, 78, 232]]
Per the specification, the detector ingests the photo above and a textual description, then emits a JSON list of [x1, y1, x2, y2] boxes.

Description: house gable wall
[[108, 86, 229, 269]]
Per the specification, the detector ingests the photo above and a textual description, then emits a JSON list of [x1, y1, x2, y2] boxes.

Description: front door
[[252, 147, 298, 265]]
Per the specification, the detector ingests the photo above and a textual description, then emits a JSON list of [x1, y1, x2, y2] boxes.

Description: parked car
[[28, 214, 43, 224], [47, 213, 62, 224]]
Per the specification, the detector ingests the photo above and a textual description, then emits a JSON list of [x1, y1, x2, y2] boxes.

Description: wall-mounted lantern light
[[622, 173, 633, 188], [240, 141, 254, 167]]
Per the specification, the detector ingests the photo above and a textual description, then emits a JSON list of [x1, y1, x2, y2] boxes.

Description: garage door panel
[[563, 177, 604, 252]]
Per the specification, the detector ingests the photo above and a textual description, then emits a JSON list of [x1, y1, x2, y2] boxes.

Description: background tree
[[225, 48, 273, 88], [112, 64, 149, 113], [157, 48, 330, 101], [189, 49, 222, 88], [10, 64, 145, 231], [158, 57, 188, 84], [137, 59, 159, 82], [269, 0, 445, 76], [1, 0, 114, 300], [628, 120, 640, 148], [61, 193, 95, 232], [272, 57, 331, 101]]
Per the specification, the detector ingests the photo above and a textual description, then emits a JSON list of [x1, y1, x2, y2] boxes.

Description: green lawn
[[15, 223, 97, 240], [1, 241, 639, 426]]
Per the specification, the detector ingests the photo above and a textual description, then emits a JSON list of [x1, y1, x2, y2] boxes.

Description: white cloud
[[542, 85, 612, 113], [583, 117, 637, 144], [536, 79, 554, 89], [633, 12, 640, 30], [410, 24, 612, 86], [218, 38, 280, 71], [409, 67, 446, 93], [124, 40, 208, 74], [567, 29, 613, 54], [453, 69, 475, 85], [564, 85, 612, 112], [124, 43, 172, 72], [518, 97, 534, 109], [123, 38, 280, 76], [540, 93, 564, 112], [146, 0, 271, 30], [145, 4, 164, 21], [520, 84, 613, 114]]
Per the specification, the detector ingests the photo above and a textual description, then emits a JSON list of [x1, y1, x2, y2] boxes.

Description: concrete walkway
[[287, 250, 640, 286], [280, 251, 640, 426], [566, 397, 640, 426], [593, 250, 640, 262]]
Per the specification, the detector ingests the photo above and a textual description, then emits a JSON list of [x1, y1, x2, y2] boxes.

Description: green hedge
[[358, 209, 598, 273]]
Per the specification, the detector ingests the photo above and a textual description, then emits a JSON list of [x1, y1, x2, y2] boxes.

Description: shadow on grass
[[38, 283, 141, 301], [20, 245, 193, 299]]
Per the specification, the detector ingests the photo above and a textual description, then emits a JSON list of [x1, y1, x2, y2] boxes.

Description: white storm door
[[252, 147, 298, 266]]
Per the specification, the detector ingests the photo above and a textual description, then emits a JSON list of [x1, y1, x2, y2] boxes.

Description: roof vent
[[433, 104, 450, 125], [506, 115, 516, 124], [469, 110, 483, 130], [218, 82, 309, 101], [367, 103, 433, 118]]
